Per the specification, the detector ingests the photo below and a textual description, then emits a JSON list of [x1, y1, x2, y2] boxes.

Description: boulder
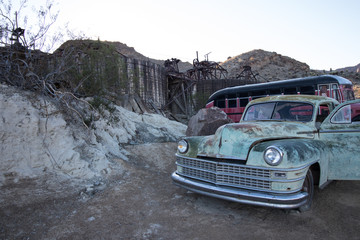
[[186, 107, 233, 136]]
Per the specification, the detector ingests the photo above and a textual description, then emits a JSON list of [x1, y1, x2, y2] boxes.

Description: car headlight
[[177, 140, 188, 153], [263, 146, 283, 166]]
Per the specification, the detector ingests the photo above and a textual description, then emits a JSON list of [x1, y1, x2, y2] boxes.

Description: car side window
[[331, 103, 360, 124], [316, 104, 330, 124]]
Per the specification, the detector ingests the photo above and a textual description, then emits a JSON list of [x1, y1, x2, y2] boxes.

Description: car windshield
[[243, 101, 314, 122]]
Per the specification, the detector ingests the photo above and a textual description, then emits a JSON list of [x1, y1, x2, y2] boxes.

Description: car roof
[[249, 94, 339, 105]]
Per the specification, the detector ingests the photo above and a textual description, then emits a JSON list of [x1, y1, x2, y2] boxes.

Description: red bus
[[205, 75, 355, 122]]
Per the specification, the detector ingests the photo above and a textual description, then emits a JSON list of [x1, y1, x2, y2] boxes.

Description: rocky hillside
[[220, 49, 310, 82], [336, 63, 360, 73]]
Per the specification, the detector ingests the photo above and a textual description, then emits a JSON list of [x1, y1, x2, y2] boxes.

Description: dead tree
[[0, 0, 95, 128]]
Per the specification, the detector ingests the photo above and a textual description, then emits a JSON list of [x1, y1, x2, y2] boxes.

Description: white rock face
[[0, 84, 186, 185]]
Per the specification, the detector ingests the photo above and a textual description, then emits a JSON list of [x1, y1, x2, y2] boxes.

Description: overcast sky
[[21, 0, 360, 70]]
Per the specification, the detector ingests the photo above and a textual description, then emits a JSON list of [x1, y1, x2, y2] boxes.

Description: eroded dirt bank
[[1, 142, 360, 240]]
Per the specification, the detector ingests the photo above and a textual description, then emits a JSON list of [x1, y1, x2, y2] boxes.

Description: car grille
[[176, 156, 271, 191]]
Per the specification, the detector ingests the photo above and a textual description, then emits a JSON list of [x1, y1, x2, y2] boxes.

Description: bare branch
[[0, 0, 97, 133]]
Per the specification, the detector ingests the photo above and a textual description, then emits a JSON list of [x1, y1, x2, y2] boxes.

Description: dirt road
[[1, 142, 360, 239]]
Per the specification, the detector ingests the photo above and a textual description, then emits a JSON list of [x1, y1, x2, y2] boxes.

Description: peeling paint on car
[[197, 122, 315, 160]]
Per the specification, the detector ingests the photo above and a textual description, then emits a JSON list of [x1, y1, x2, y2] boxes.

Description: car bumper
[[171, 172, 308, 209]]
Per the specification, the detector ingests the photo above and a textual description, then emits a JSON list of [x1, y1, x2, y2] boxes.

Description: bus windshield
[[342, 86, 355, 101], [243, 102, 314, 122]]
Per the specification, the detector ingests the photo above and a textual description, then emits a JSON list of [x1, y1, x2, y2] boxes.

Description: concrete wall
[[52, 41, 168, 109], [124, 58, 167, 107]]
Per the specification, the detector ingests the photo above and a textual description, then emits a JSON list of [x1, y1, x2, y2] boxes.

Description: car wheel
[[298, 169, 314, 212]]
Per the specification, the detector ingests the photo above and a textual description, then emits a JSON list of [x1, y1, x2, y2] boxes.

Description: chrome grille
[[176, 156, 271, 191], [178, 157, 216, 172], [182, 167, 216, 183], [217, 164, 270, 178]]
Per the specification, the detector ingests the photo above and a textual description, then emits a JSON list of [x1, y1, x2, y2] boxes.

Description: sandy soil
[[1, 142, 360, 240]]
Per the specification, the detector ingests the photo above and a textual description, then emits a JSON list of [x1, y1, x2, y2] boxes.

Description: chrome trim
[[197, 153, 246, 161], [172, 172, 308, 209], [176, 154, 317, 172], [320, 129, 360, 134]]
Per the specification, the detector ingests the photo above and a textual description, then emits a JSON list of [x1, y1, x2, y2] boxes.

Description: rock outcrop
[[221, 49, 310, 81]]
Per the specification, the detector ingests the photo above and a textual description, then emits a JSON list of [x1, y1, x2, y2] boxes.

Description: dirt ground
[[1, 142, 360, 240]]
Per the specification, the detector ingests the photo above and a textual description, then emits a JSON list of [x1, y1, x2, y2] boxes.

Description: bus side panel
[[206, 101, 214, 108]]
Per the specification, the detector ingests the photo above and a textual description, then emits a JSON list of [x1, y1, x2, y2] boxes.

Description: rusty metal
[[235, 65, 260, 83], [164, 58, 180, 73], [186, 52, 228, 80], [10, 27, 25, 42]]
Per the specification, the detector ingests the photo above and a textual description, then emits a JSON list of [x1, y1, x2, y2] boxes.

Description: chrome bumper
[[171, 172, 308, 209]]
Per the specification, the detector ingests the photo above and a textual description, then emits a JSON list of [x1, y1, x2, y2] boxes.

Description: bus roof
[[207, 75, 352, 103]]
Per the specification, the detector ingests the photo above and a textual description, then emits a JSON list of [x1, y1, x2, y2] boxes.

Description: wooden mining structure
[[164, 55, 260, 122]]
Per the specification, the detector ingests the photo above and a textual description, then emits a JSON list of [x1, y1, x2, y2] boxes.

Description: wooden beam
[[174, 97, 186, 114], [129, 95, 142, 113], [133, 93, 150, 113]]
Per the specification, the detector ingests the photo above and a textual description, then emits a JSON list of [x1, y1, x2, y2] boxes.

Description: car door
[[319, 100, 360, 180]]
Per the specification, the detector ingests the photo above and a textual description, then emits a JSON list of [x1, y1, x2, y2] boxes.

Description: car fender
[[177, 136, 207, 157], [247, 138, 330, 186]]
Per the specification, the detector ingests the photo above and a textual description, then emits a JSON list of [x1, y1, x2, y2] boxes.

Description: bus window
[[239, 97, 249, 107], [216, 99, 225, 108], [341, 85, 355, 101], [228, 98, 237, 108], [331, 84, 340, 101], [284, 87, 297, 95], [318, 85, 329, 97], [300, 86, 315, 95]]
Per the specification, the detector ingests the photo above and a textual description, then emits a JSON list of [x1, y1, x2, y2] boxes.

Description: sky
[[14, 0, 360, 70]]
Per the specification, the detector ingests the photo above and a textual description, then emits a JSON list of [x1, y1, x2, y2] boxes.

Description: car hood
[[197, 121, 316, 160]]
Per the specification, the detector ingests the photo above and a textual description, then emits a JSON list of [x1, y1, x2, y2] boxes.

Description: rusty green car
[[172, 95, 360, 211]]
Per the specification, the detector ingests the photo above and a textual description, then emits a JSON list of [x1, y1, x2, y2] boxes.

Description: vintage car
[[172, 95, 360, 211]]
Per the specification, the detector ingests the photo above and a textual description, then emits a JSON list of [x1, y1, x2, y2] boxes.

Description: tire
[[298, 169, 314, 212]]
